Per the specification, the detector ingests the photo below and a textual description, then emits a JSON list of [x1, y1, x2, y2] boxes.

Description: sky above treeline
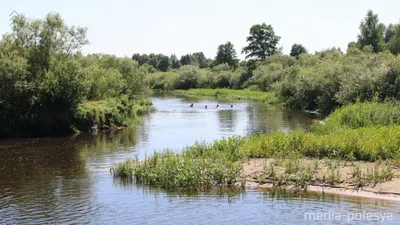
[[1, 0, 399, 59]]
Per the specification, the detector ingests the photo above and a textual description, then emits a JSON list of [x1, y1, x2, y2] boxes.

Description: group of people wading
[[189, 103, 233, 109]]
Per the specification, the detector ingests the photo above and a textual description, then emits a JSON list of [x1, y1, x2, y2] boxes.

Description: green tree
[[193, 52, 207, 68], [0, 13, 88, 136], [384, 24, 398, 43], [290, 44, 308, 59], [174, 65, 202, 89], [242, 23, 281, 60], [357, 10, 386, 53], [215, 41, 238, 68], [170, 54, 181, 69], [180, 54, 192, 66], [387, 25, 400, 54], [156, 54, 170, 72]]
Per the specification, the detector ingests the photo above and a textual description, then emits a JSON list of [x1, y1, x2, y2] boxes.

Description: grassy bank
[[172, 88, 278, 103], [312, 99, 400, 134], [74, 97, 154, 131], [112, 101, 400, 191]]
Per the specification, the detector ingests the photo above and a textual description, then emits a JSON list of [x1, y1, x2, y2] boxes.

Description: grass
[[352, 163, 393, 187], [172, 88, 278, 103], [74, 97, 154, 131], [112, 137, 245, 191], [112, 100, 400, 191], [239, 126, 400, 162], [312, 99, 400, 134]]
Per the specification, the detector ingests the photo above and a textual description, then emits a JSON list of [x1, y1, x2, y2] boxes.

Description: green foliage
[[145, 72, 177, 91], [384, 24, 397, 43], [357, 10, 386, 53], [242, 23, 281, 60], [386, 24, 400, 55], [112, 136, 245, 191], [215, 41, 238, 69], [74, 98, 153, 130], [180, 52, 209, 68], [132, 53, 172, 72], [290, 44, 308, 59], [174, 65, 203, 89], [0, 13, 88, 136], [239, 125, 400, 162], [0, 13, 151, 137], [312, 100, 400, 133]]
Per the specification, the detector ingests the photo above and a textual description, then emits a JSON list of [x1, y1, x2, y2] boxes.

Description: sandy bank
[[240, 158, 400, 201]]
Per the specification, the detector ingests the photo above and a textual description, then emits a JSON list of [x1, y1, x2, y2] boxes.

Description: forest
[[1, 10, 400, 137]]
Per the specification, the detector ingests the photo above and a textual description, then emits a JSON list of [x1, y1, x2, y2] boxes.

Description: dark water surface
[[1, 95, 399, 224]]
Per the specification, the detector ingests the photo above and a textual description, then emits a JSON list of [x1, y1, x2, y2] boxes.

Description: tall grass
[[312, 100, 400, 134], [74, 97, 154, 130], [240, 126, 400, 161], [112, 137, 245, 191], [173, 88, 278, 103], [113, 101, 400, 190]]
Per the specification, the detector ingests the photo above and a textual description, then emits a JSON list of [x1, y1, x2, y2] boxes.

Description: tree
[[215, 41, 238, 68], [179, 52, 208, 68], [387, 24, 400, 54], [156, 54, 170, 72], [290, 44, 308, 58], [384, 24, 398, 43], [170, 54, 181, 69], [193, 52, 207, 68], [242, 23, 281, 60], [180, 54, 192, 66], [132, 53, 150, 65], [0, 13, 89, 136], [357, 10, 386, 53]]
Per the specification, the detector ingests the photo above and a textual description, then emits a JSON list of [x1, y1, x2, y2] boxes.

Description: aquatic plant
[[112, 137, 245, 191]]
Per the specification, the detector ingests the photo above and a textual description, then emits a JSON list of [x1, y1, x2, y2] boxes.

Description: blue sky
[[0, 0, 399, 59]]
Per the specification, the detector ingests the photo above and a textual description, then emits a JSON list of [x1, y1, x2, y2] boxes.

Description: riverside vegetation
[[112, 100, 400, 191], [2, 10, 400, 137], [3, 11, 400, 193], [0, 13, 153, 137]]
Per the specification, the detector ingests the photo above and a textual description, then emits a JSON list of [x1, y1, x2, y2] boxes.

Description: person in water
[[231, 104, 233, 108], [216, 104, 219, 108], [205, 105, 207, 109], [190, 103, 193, 107]]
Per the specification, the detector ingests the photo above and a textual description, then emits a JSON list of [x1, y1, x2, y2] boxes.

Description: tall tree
[[156, 54, 170, 72], [180, 54, 192, 66], [290, 44, 308, 58], [170, 54, 181, 69], [387, 24, 400, 55], [0, 13, 89, 135], [193, 52, 207, 68], [357, 10, 386, 53], [215, 41, 238, 68], [242, 23, 281, 60], [384, 24, 398, 43]]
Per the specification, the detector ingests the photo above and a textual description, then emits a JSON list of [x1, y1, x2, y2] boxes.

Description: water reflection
[[2, 96, 398, 225], [217, 109, 238, 133]]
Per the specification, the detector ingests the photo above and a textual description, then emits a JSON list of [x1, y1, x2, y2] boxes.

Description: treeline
[[0, 13, 151, 137], [1, 10, 400, 136], [143, 10, 400, 114]]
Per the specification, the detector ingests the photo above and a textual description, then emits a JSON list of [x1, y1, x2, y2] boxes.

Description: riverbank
[[74, 98, 154, 132], [112, 100, 400, 200], [172, 88, 278, 103], [241, 158, 400, 201]]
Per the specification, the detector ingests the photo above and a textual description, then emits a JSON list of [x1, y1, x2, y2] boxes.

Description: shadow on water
[[0, 129, 140, 224], [1, 95, 398, 224]]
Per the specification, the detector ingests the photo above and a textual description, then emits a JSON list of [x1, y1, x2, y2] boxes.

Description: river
[[0, 95, 399, 224]]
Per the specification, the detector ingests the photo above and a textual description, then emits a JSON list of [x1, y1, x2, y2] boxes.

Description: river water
[[0, 95, 399, 224]]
